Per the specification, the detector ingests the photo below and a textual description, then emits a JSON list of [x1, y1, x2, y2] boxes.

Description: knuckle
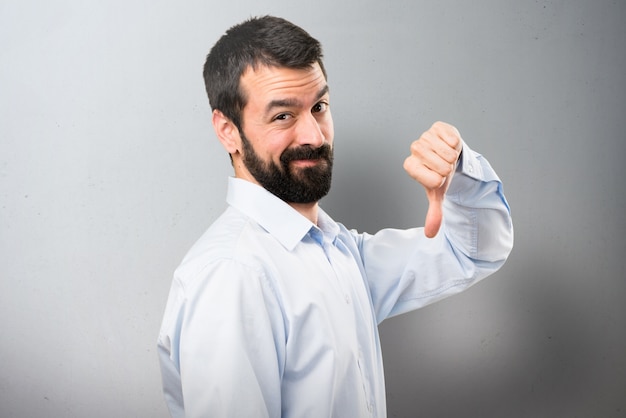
[[402, 157, 412, 171]]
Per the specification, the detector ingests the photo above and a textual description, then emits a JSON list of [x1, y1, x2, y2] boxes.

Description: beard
[[240, 131, 333, 204]]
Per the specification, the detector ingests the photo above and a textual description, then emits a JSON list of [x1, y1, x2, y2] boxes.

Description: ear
[[212, 110, 241, 154]]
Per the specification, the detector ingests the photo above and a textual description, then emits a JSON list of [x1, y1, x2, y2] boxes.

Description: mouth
[[290, 158, 323, 168], [281, 144, 333, 173]]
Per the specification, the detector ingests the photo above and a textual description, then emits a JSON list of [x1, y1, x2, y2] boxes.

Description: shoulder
[[173, 206, 277, 293]]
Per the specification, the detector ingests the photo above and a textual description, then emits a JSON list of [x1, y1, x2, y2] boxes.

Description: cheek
[[323, 115, 335, 143], [262, 132, 293, 161]]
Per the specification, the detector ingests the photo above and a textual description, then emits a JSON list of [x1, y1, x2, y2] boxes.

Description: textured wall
[[1, 1, 624, 417]]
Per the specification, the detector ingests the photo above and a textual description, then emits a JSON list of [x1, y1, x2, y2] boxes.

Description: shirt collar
[[316, 207, 340, 245], [226, 177, 329, 251]]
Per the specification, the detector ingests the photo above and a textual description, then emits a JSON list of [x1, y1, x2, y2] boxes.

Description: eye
[[273, 113, 291, 121], [312, 101, 329, 113]]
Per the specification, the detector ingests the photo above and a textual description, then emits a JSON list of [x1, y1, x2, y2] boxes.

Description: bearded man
[[157, 15, 513, 418]]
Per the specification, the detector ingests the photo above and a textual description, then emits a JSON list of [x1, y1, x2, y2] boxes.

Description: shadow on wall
[[381, 247, 623, 417]]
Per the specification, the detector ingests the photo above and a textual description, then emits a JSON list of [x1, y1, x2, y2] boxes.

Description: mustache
[[280, 144, 333, 164]]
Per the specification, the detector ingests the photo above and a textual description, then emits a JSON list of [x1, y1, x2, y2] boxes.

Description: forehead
[[240, 63, 328, 109]]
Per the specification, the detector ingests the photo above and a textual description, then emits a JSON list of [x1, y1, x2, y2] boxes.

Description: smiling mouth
[[290, 158, 322, 167], [281, 144, 332, 174]]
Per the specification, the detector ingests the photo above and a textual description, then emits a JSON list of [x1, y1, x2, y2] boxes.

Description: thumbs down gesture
[[403, 121, 463, 238]]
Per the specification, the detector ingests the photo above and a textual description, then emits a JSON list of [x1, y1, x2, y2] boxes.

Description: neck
[[289, 201, 319, 225]]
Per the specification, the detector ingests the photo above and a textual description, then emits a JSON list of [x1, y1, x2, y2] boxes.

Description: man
[[158, 15, 513, 418]]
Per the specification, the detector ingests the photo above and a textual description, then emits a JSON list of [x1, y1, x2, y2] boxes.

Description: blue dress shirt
[[157, 144, 513, 418]]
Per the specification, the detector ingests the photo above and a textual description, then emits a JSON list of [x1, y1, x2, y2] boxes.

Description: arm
[[158, 260, 285, 418], [357, 122, 513, 322]]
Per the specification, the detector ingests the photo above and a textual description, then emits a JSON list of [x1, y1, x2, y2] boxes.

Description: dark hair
[[203, 16, 326, 130]]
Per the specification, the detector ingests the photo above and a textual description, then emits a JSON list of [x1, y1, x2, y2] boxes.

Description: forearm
[[360, 143, 513, 322]]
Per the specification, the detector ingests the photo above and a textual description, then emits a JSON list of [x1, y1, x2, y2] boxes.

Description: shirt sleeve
[[355, 142, 514, 323], [157, 259, 285, 418]]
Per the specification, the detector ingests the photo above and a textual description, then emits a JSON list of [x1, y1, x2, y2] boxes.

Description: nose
[[295, 113, 326, 148]]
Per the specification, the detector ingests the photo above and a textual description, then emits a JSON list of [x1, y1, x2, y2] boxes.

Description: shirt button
[[344, 295, 350, 304]]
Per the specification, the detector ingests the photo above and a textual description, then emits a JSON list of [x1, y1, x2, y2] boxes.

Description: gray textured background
[[1, 1, 624, 417]]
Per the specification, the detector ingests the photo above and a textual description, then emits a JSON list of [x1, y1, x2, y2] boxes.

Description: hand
[[403, 121, 463, 238]]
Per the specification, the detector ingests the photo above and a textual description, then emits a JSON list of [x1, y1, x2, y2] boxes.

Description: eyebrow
[[264, 85, 329, 115]]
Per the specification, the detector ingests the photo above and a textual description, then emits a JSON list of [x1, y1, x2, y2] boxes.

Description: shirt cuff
[[456, 141, 484, 181], [447, 141, 502, 197]]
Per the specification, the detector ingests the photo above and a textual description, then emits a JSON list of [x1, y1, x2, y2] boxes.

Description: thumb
[[424, 187, 444, 238]]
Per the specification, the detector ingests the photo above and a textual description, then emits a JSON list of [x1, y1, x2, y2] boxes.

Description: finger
[[403, 155, 447, 189], [410, 132, 460, 168], [430, 121, 463, 152], [424, 188, 444, 238]]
